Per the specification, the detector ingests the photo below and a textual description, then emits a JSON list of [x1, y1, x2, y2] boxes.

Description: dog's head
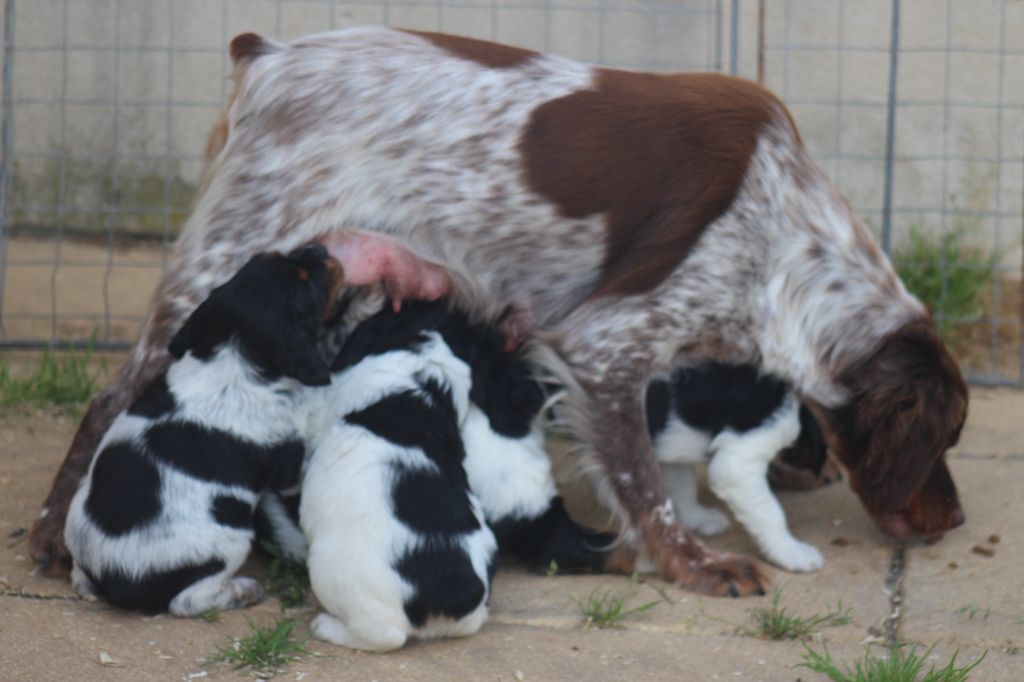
[[169, 244, 344, 386], [821, 320, 968, 539]]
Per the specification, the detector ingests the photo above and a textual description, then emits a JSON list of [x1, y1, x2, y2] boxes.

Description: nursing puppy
[[294, 299, 624, 650], [258, 296, 620, 571], [647, 364, 829, 572], [63, 245, 340, 615], [301, 301, 497, 651]]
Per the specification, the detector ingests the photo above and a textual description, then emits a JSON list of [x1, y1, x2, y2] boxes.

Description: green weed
[[748, 587, 852, 640], [0, 332, 104, 410], [572, 574, 660, 629], [799, 642, 986, 682], [261, 541, 310, 610], [894, 225, 992, 335], [206, 617, 308, 677]]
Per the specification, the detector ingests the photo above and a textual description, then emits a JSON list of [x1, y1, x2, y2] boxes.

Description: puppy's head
[[464, 325, 545, 439], [169, 244, 344, 386], [768, 405, 841, 491], [821, 320, 967, 539]]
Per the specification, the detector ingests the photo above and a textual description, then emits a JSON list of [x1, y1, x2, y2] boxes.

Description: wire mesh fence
[[0, 0, 1021, 385]]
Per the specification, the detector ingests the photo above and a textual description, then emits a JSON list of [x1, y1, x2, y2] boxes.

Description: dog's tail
[[229, 32, 281, 65]]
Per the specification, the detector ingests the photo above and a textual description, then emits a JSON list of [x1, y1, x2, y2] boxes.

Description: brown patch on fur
[[824, 319, 968, 535], [404, 31, 537, 69], [520, 71, 785, 298]]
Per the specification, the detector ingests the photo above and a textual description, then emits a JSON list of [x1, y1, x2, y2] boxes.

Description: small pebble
[[948, 561, 958, 569], [831, 537, 850, 547], [972, 545, 996, 558], [988, 534, 1001, 545]]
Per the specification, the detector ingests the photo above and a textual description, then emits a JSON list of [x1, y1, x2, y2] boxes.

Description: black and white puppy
[[647, 364, 829, 572], [257, 297, 620, 572], [296, 299, 621, 651], [64, 245, 341, 615], [301, 301, 496, 651]]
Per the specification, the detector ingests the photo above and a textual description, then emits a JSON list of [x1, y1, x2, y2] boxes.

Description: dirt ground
[[3, 235, 1024, 679], [2, 386, 1024, 681]]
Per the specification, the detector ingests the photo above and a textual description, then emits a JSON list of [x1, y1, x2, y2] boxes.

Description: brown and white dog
[[31, 28, 967, 596]]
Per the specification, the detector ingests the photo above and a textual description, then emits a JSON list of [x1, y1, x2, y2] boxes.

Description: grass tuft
[[894, 225, 992, 336], [748, 587, 852, 640], [199, 609, 221, 623], [572, 574, 660, 629], [206, 617, 308, 677], [800, 642, 986, 682], [0, 331, 104, 410], [261, 541, 310, 610]]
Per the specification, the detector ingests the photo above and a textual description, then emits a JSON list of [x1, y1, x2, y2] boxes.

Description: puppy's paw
[[764, 539, 824, 573], [228, 577, 265, 609], [311, 613, 406, 652]]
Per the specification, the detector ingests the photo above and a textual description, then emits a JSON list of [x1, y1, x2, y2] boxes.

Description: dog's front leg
[[549, 305, 767, 597], [577, 373, 765, 596]]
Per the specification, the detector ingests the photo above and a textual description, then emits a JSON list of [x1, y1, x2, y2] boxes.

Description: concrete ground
[[1, 387, 1022, 681]]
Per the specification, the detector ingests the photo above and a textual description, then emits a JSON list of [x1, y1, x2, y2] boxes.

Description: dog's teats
[[320, 231, 452, 312]]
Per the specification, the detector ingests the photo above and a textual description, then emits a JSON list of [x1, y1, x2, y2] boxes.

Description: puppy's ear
[[167, 298, 228, 360], [279, 325, 331, 387], [167, 322, 193, 360], [470, 332, 544, 438]]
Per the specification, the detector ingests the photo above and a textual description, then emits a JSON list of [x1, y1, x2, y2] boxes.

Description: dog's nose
[[950, 506, 966, 528]]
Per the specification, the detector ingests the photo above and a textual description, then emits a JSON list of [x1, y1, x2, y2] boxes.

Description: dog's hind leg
[[310, 613, 407, 652], [168, 574, 265, 617]]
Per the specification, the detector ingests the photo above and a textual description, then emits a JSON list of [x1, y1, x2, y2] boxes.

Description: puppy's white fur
[[301, 334, 496, 651], [65, 346, 306, 616]]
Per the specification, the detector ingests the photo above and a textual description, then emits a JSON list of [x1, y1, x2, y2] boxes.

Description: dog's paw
[[764, 539, 824, 573], [29, 512, 73, 579], [654, 544, 767, 597]]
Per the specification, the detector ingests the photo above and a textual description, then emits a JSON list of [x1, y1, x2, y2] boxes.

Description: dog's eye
[[296, 267, 310, 282]]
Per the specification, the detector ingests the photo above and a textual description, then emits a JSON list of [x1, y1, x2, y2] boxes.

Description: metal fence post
[[880, 0, 901, 256], [729, 0, 740, 75], [0, 0, 15, 340]]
